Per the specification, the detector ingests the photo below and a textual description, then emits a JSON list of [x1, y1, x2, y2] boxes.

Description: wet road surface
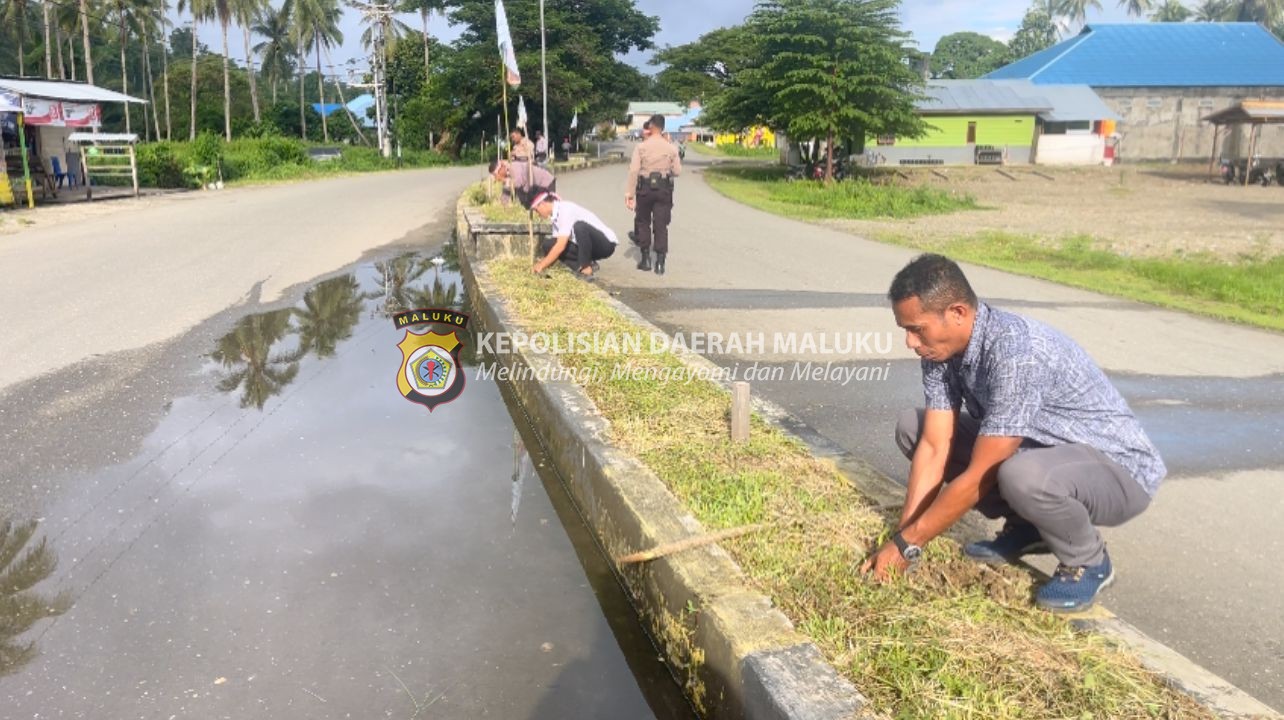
[[1, 251, 692, 719]]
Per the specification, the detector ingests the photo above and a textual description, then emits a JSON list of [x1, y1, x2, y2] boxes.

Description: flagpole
[[540, 0, 548, 141]]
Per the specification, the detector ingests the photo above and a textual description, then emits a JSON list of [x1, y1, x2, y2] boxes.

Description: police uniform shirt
[[626, 134, 683, 197], [512, 137, 535, 161], [512, 161, 555, 192], [550, 200, 619, 246]]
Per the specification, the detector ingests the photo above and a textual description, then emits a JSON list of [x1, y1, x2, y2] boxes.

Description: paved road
[[560, 150, 1284, 710], [0, 167, 479, 391]]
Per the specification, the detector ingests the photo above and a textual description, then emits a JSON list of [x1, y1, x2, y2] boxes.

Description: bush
[[135, 142, 189, 188], [222, 136, 310, 179], [189, 131, 224, 168]]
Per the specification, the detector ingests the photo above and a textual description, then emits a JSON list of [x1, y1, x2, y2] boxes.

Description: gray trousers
[[895, 409, 1151, 566]]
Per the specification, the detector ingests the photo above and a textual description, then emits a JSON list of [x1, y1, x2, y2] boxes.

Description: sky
[[192, 0, 1142, 82]]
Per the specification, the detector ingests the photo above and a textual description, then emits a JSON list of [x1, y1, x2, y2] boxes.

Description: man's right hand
[[625, 196, 635, 211]]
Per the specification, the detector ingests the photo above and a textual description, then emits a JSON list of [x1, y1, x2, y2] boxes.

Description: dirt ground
[[831, 163, 1284, 260]]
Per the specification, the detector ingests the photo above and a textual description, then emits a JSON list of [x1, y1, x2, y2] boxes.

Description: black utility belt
[[638, 173, 674, 190]]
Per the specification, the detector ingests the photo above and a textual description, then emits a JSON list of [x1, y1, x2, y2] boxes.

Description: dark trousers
[[894, 408, 1151, 567], [633, 185, 674, 253], [513, 179, 556, 210], [541, 221, 617, 271]]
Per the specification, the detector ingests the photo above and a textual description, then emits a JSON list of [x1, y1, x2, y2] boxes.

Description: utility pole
[[540, 0, 548, 140], [350, 0, 394, 157]]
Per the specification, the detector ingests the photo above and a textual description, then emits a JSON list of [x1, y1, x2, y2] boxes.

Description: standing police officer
[[625, 114, 682, 275]]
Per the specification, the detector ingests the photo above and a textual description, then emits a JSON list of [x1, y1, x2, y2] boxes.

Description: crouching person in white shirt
[[530, 192, 619, 281]]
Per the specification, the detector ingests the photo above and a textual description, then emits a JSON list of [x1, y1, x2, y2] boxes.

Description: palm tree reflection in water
[[296, 274, 364, 358], [0, 518, 72, 679], [211, 309, 304, 410]]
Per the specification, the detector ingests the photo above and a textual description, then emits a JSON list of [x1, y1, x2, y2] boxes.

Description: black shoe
[[636, 249, 651, 272], [654, 252, 665, 276], [628, 231, 639, 246]]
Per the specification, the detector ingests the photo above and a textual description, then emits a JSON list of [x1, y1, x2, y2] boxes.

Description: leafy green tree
[[1009, 2, 1061, 59], [2, 0, 31, 77], [397, 0, 445, 83], [1150, 0, 1192, 19], [293, 0, 343, 142], [420, 0, 658, 154], [233, 0, 264, 124], [651, 25, 757, 104], [930, 31, 1011, 79], [1056, 0, 1102, 25], [705, 0, 925, 180]]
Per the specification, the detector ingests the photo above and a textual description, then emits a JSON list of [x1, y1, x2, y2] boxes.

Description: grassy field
[[880, 232, 1284, 332], [687, 142, 779, 160], [704, 165, 979, 219], [485, 256, 1213, 720], [706, 164, 1284, 332]]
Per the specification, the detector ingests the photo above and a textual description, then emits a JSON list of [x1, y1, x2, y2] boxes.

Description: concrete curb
[[452, 191, 1279, 719], [456, 211, 880, 719]]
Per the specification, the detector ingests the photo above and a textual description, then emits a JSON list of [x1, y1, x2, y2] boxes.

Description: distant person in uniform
[[561, 136, 572, 160], [530, 192, 618, 281], [490, 159, 556, 209], [863, 254, 1166, 614], [625, 114, 682, 275], [534, 131, 549, 166], [510, 128, 535, 163]]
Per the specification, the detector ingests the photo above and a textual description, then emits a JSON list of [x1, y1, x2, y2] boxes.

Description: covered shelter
[[0, 78, 145, 208], [1202, 100, 1284, 185]]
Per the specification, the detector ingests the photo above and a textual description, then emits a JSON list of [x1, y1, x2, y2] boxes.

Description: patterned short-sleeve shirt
[[922, 303, 1167, 495]]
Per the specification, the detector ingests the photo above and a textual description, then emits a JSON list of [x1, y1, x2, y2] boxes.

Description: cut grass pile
[[704, 165, 979, 220], [485, 257, 1213, 720], [687, 143, 779, 159]]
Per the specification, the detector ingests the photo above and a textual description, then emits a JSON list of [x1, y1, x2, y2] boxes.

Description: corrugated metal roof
[[921, 79, 1052, 113], [916, 79, 1116, 121], [985, 23, 1284, 87], [626, 101, 685, 117], [0, 78, 146, 103], [1204, 100, 1284, 124]]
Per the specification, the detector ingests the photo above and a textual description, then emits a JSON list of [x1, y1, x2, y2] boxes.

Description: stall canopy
[[1, 78, 145, 207], [1202, 100, 1284, 185]]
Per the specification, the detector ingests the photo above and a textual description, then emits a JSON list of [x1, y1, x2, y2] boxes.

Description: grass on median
[[486, 257, 1213, 720], [703, 164, 980, 220], [687, 143, 779, 160], [880, 232, 1284, 333]]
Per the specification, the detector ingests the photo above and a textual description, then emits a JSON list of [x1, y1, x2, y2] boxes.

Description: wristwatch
[[891, 532, 923, 564]]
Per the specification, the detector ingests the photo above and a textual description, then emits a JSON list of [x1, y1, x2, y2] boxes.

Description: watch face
[[904, 546, 923, 562]]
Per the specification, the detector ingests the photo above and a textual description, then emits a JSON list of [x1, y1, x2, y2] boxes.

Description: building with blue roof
[[984, 23, 1284, 160]]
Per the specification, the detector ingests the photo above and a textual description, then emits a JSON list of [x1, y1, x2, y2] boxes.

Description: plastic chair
[[51, 156, 69, 188], [63, 153, 81, 188]]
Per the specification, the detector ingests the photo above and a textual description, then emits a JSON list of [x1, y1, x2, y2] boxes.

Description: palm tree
[[152, 1, 173, 139], [398, 0, 444, 82], [1118, 0, 1154, 16], [42, 0, 53, 77], [371, 254, 429, 312], [1223, 0, 1283, 22], [1056, 0, 1103, 26], [1150, 0, 1192, 20], [252, 2, 293, 105], [79, 0, 94, 84], [211, 309, 303, 410], [107, 0, 145, 133], [210, 0, 236, 140], [295, 274, 363, 357], [0, 518, 73, 679], [233, 0, 264, 124], [293, 0, 342, 142], [1193, 0, 1229, 18], [3, 0, 30, 76], [178, 0, 212, 139]]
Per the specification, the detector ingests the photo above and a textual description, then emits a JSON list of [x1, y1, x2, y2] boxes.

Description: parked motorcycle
[[1246, 154, 1275, 187], [1219, 157, 1236, 185]]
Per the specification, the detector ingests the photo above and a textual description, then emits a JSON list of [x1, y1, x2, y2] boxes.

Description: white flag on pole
[[517, 96, 528, 129], [495, 0, 521, 87], [570, 111, 578, 130]]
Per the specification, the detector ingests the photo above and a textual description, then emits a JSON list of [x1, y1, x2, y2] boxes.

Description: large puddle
[[1, 246, 693, 719]]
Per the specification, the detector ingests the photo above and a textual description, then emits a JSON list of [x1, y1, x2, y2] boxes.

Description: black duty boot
[[654, 252, 666, 276], [637, 249, 652, 271], [628, 230, 639, 246]]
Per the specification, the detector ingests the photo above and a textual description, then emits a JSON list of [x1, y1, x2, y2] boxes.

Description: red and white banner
[[0, 92, 21, 113], [22, 97, 65, 126], [62, 102, 101, 128]]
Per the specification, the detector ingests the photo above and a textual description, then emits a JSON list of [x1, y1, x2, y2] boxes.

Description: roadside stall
[[0, 78, 145, 208]]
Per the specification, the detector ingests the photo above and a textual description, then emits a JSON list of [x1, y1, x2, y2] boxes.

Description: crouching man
[[530, 192, 618, 281], [862, 254, 1166, 613]]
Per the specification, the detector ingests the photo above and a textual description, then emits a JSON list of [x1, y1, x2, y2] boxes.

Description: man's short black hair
[[488, 159, 501, 174], [512, 127, 525, 137], [888, 254, 978, 313], [649, 114, 666, 132]]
